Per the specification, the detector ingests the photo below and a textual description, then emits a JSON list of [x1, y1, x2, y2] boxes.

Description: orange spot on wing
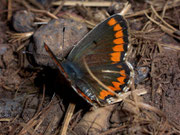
[[112, 82, 122, 89], [108, 18, 117, 26], [99, 90, 114, 100], [112, 45, 124, 52], [114, 24, 122, 31], [108, 86, 119, 91], [110, 52, 121, 62], [113, 38, 124, 44], [120, 70, 126, 77], [115, 30, 123, 38], [117, 76, 126, 84]]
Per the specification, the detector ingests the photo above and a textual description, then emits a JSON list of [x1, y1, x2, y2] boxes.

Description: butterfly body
[[45, 14, 134, 107]]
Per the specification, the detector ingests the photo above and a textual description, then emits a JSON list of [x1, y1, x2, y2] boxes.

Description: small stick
[[125, 1, 180, 18], [16, 40, 30, 52], [119, 2, 131, 16], [15, 0, 58, 19], [151, 5, 177, 31], [158, 43, 180, 51], [53, 0, 66, 15], [7, 31, 34, 43], [30, 8, 58, 19], [35, 17, 49, 22], [60, 103, 75, 135], [162, 0, 169, 18], [35, 85, 46, 115], [7, 0, 12, 21], [0, 118, 11, 122], [52, 1, 114, 7], [144, 12, 180, 40], [28, 0, 44, 10], [62, 12, 96, 28], [111, 88, 147, 104]]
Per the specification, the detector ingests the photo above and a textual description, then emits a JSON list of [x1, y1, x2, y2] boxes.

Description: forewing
[[67, 14, 133, 104], [68, 14, 129, 63]]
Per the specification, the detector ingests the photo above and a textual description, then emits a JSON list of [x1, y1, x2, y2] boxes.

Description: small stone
[[28, 18, 88, 67], [0, 44, 9, 55], [13, 10, 35, 32], [135, 66, 149, 84], [0, 96, 24, 118]]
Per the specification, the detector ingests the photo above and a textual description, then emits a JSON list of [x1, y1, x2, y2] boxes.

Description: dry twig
[[60, 103, 75, 135], [7, 0, 12, 20], [150, 5, 177, 31], [53, 0, 66, 15], [158, 43, 180, 51], [61, 12, 96, 29], [125, 1, 180, 18], [144, 12, 180, 40], [17, 96, 56, 135], [52, 1, 115, 7], [15, 0, 58, 19], [7, 31, 34, 43]]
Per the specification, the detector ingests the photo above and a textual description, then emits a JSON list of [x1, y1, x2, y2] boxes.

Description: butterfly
[[44, 14, 134, 107]]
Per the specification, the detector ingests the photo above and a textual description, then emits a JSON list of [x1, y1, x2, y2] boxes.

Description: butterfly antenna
[[44, 43, 69, 79], [83, 57, 121, 98]]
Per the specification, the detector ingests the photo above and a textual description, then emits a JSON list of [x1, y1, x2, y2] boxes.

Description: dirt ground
[[0, 0, 180, 135]]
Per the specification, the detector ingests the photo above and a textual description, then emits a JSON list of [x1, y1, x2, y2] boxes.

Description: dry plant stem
[[131, 84, 140, 115], [52, 1, 115, 7], [150, 47, 157, 104], [15, 0, 58, 19], [159, 120, 170, 135], [141, 21, 152, 31], [125, 1, 180, 18], [115, 89, 147, 104], [69, 110, 83, 130], [28, 0, 44, 10], [7, 31, 34, 43], [18, 97, 56, 135], [30, 8, 58, 19], [120, 2, 131, 16], [53, 0, 66, 15], [45, 115, 59, 135], [7, 0, 12, 20], [60, 103, 75, 135], [15, 0, 33, 9], [144, 12, 180, 40], [151, 5, 177, 31], [159, 43, 180, 51], [0, 118, 11, 122], [138, 102, 166, 118], [169, 121, 180, 133], [35, 17, 49, 23], [162, 0, 169, 18], [16, 40, 30, 52], [21, 104, 53, 135], [36, 85, 46, 115], [62, 13, 96, 29], [19, 121, 39, 135], [33, 119, 44, 135]]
